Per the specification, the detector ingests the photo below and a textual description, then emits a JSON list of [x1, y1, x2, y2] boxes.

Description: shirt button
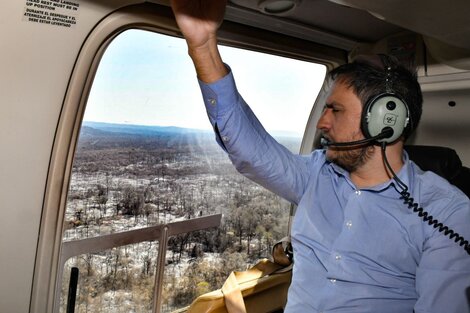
[[355, 190, 361, 195], [222, 136, 229, 142], [329, 278, 336, 283], [208, 98, 217, 106], [335, 254, 341, 261], [346, 220, 353, 229]]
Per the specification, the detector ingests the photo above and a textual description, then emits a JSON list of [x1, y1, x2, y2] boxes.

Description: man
[[170, 1, 470, 312]]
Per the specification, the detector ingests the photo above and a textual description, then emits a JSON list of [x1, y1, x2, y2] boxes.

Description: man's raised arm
[[170, 0, 228, 83], [170, 0, 311, 205]]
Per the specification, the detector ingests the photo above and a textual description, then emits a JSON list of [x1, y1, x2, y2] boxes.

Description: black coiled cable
[[399, 188, 470, 255], [381, 143, 470, 255]]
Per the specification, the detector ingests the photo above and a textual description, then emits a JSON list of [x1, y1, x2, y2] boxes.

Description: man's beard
[[326, 142, 375, 172]]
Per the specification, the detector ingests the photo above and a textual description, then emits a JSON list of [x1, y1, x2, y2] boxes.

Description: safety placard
[[23, 0, 79, 28]]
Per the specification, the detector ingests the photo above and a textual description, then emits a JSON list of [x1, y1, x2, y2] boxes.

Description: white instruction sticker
[[23, 0, 79, 28]]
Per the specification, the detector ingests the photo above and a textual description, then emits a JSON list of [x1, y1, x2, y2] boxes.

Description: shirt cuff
[[198, 64, 239, 126]]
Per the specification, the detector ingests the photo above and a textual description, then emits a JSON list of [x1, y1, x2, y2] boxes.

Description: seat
[[405, 145, 470, 197]]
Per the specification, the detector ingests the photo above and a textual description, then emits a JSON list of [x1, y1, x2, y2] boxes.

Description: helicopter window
[[58, 29, 325, 312]]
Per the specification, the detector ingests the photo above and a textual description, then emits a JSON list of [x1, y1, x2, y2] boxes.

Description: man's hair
[[327, 54, 423, 140]]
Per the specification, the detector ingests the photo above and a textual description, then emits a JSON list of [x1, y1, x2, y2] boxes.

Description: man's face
[[316, 80, 374, 172]]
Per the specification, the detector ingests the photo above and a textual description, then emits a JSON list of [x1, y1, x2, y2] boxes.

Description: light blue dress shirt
[[198, 69, 470, 313]]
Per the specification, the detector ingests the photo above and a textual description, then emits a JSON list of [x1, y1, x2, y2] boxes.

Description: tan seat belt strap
[[221, 271, 247, 313], [221, 259, 284, 313]]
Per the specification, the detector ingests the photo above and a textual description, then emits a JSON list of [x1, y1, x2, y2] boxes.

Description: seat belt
[[220, 259, 288, 313]]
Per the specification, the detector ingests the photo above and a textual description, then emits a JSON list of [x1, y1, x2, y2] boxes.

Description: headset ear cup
[[362, 94, 410, 143]]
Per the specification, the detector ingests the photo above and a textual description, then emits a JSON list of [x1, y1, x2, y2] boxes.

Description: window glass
[[61, 29, 325, 312]]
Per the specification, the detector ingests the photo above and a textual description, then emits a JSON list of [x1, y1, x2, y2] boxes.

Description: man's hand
[[171, 0, 228, 82], [171, 0, 226, 50]]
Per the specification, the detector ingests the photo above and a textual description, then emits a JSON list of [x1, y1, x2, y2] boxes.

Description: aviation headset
[[360, 54, 411, 144]]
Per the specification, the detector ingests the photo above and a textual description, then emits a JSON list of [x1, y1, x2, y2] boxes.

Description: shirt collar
[[326, 149, 414, 193]]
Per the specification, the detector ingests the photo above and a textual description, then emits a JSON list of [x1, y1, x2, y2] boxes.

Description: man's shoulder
[[410, 161, 469, 210]]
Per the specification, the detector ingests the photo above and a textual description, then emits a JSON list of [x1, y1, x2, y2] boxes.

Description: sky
[[84, 29, 326, 136]]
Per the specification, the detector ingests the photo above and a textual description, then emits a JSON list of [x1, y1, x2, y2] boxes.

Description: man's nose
[[316, 110, 331, 131]]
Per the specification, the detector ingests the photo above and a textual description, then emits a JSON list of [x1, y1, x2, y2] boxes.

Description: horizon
[[82, 120, 303, 138]]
